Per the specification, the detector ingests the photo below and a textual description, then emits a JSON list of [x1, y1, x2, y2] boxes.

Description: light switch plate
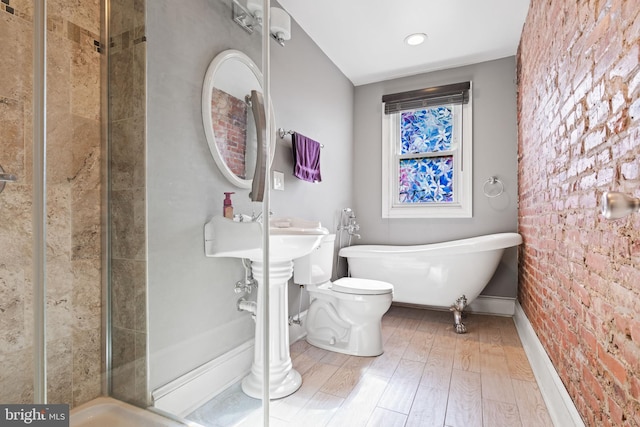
[[273, 170, 284, 191]]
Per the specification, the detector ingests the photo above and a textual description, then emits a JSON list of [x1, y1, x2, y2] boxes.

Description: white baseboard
[[468, 295, 516, 316], [152, 340, 254, 417], [514, 301, 585, 427], [151, 310, 309, 417]]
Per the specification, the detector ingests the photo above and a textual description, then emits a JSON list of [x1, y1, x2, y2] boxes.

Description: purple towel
[[292, 132, 322, 183]]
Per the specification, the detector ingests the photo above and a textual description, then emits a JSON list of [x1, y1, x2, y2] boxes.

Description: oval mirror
[[202, 49, 276, 189]]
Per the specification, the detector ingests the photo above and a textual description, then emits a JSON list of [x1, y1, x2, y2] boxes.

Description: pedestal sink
[[204, 216, 328, 399]]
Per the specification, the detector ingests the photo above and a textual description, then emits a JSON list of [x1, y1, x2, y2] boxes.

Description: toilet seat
[[331, 277, 393, 295]]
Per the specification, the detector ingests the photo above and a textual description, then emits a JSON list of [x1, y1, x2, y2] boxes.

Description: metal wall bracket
[[0, 164, 17, 194]]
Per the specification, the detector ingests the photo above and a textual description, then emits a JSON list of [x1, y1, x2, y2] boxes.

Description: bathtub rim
[[338, 232, 522, 257]]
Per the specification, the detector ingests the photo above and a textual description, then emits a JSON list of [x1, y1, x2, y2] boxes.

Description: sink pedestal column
[[241, 259, 301, 399]]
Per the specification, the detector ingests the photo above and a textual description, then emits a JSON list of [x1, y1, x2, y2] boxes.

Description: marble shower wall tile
[[72, 188, 101, 260], [46, 184, 72, 260], [47, 336, 74, 404], [0, 185, 33, 266], [72, 259, 101, 331], [71, 42, 100, 121], [0, 347, 34, 404], [109, 0, 147, 405], [48, 0, 100, 40], [111, 116, 145, 191], [6, 0, 34, 22], [111, 326, 141, 405], [72, 326, 102, 406], [109, 46, 134, 122], [0, 264, 28, 353], [112, 258, 145, 330], [0, 97, 26, 180], [111, 188, 146, 260], [0, 12, 33, 103], [70, 115, 101, 190], [0, 6, 28, 402]]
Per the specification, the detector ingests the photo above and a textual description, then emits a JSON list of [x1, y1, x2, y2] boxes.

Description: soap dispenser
[[223, 192, 235, 219]]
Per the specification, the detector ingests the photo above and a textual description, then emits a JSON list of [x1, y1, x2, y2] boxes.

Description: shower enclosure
[[0, 0, 103, 406], [0, 0, 274, 424]]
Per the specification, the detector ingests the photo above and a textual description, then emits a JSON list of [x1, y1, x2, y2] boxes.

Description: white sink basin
[[204, 216, 328, 262], [204, 215, 328, 399]]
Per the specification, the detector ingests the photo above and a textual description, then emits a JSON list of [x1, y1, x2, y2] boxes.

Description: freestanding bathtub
[[338, 232, 523, 333]]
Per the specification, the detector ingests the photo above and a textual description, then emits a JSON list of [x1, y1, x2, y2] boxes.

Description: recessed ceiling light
[[404, 33, 427, 46]]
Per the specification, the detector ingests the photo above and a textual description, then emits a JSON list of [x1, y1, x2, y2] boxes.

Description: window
[[381, 82, 472, 218]]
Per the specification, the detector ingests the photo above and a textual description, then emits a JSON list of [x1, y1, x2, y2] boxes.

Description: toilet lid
[[331, 278, 394, 295]]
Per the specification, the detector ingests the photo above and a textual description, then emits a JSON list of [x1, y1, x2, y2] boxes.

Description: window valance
[[382, 81, 471, 114]]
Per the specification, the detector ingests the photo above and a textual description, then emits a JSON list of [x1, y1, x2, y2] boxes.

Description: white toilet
[[293, 234, 393, 356]]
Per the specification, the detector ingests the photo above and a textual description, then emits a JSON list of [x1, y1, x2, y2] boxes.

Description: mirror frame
[[202, 49, 276, 189]]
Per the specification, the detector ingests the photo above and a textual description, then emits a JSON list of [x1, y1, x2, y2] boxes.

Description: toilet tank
[[293, 233, 335, 285]]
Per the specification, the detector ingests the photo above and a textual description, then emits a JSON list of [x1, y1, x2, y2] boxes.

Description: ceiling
[[277, 0, 531, 86]]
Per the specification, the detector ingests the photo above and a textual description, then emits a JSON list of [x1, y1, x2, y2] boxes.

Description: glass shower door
[[108, 0, 273, 424], [0, 0, 104, 409]]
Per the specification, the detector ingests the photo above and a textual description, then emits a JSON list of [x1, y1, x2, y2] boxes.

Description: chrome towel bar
[[277, 128, 324, 148]]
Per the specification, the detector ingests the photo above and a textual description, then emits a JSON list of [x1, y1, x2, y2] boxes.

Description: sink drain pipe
[[237, 298, 257, 322]]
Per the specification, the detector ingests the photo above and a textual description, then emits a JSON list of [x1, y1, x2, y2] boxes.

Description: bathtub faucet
[[346, 219, 360, 238], [338, 208, 361, 238]]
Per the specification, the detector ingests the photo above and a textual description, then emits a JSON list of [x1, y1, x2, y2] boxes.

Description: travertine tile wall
[[0, 0, 102, 407], [109, 0, 148, 407]]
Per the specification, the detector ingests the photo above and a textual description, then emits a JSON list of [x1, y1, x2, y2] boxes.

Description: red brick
[[519, 2, 640, 423], [609, 44, 639, 80], [607, 396, 625, 426], [594, 45, 621, 82], [598, 343, 628, 385], [584, 128, 607, 151], [629, 69, 640, 99], [630, 97, 640, 122], [573, 73, 594, 104], [621, 160, 640, 180]]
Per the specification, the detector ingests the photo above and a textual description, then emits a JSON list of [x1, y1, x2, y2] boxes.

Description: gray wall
[[353, 57, 519, 297], [270, 13, 354, 230], [270, 4, 355, 312], [145, 0, 354, 391]]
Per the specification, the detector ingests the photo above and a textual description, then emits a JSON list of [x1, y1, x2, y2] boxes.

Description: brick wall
[[211, 88, 248, 178], [518, 0, 640, 425]]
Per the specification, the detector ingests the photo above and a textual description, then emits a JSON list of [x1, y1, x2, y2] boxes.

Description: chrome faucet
[[338, 208, 361, 239], [251, 209, 273, 223], [233, 210, 273, 223], [346, 218, 361, 238]]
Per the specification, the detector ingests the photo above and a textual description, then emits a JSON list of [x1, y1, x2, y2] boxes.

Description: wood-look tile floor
[[187, 306, 553, 427]]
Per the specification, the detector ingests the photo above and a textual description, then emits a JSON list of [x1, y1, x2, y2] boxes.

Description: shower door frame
[[32, 0, 47, 404]]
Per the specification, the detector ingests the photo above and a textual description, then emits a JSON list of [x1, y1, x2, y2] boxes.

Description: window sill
[[382, 203, 472, 219]]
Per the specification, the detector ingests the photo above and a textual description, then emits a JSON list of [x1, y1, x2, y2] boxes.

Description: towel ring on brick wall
[[0, 164, 17, 194], [483, 176, 504, 198]]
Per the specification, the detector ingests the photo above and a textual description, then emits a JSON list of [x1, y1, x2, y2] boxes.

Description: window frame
[[381, 89, 473, 219]]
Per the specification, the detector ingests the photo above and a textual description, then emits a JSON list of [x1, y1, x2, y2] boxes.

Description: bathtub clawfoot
[[450, 295, 468, 334]]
